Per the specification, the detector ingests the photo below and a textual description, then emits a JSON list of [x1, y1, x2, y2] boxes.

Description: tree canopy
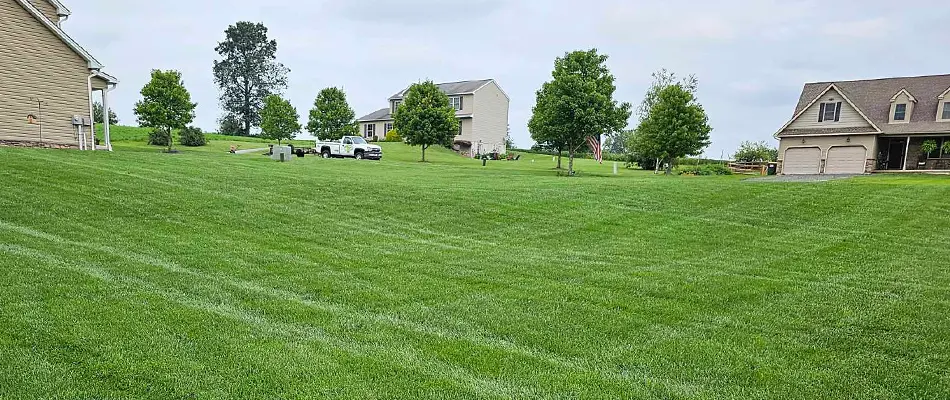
[[133, 70, 196, 153], [93, 101, 118, 125], [259, 95, 301, 146], [632, 84, 712, 174], [306, 87, 357, 141], [733, 141, 778, 162], [528, 49, 631, 175], [213, 21, 289, 136], [393, 81, 459, 162]]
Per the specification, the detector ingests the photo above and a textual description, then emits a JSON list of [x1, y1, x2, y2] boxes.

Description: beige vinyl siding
[[27, 0, 58, 25], [471, 81, 509, 155], [786, 88, 873, 130], [778, 135, 877, 173], [457, 118, 473, 142], [888, 92, 914, 124], [1, 0, 92, 146], [360, 120, 390, 140]]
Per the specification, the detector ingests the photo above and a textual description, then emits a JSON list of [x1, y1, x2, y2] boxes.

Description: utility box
[[271, 145, 293, 162]]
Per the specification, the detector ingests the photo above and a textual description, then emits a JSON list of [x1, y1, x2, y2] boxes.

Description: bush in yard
[[676, 164, 733, 176], [179, 126, 207, 147], [733, 141, 778, 162], [384, 129, 402, 142], [148, 128, 171, 146], [217, 114, 244, 136]]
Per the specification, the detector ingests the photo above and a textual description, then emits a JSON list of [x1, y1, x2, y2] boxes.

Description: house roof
[[14, 0, 102, 69], [792, 74, 950, 135], [389, 79, 495, 100], [357, 108, 392, 122]]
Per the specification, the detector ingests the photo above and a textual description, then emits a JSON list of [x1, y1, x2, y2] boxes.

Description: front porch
[[876, 135, 950, 172]]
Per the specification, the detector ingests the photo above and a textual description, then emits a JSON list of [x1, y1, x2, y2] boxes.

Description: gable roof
[[789, 74, 950, 135], [357, 108, 392, 122], [14, 0, 101, 69], [889, 88, 917, 103], [939, 86, 950, 100], [776, 83, 881, 136], [389, 79, 495, 100]]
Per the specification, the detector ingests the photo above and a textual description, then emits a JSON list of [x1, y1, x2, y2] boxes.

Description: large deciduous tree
[[133, 70, 196, 153], [259, 95, 301, 146], [529, 49, 631, 176], [634, 84, 712, 174], [213, 21, 289, 136], [528, 85, 568, 169], [306, 87, 357, 141], [393, 81, 459, 162]]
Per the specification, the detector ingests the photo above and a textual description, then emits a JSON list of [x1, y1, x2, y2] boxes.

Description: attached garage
[[825, 146, 867, 174], [782, 147, 821, 175]]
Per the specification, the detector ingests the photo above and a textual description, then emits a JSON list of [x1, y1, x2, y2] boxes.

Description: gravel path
[[744, 174, 860, 183]]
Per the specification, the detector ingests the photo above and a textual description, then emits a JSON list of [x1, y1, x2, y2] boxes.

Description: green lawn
[[1, 134, 948, 399]]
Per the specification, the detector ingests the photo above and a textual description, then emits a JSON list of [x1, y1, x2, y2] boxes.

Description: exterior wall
[[787, 88, 873, 130], [27, 0, 59, 25], [904, 136, 950, 170], [471, 81, 509, 155], [0, 0, 92, 146], [777, 135, 878, 174], [360, 120, 391, 141], [888, 92, 914, 124]]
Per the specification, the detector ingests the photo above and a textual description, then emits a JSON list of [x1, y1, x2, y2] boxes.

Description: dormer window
[[943, 103, 950, 120], [894, 104, 907, 121], [818, 102, 841, 122], [392, 100, 402, 114]]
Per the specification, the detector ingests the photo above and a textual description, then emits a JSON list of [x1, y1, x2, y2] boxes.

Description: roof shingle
[[389, 79, 494, 100], [794, 74, 950, 135]]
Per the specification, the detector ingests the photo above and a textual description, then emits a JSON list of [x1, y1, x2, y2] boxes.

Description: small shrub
[[179, 126, 207, 147], [676, 164, 733, 176], [372, 135, 379, 142], [148, 128, 171, 146], [384, 129, 402, 142], [921, 140, 939, 157]]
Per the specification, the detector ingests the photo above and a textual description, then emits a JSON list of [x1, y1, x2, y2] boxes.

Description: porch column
[[102, 86, 113, 151], [902, 136, 911, 171]]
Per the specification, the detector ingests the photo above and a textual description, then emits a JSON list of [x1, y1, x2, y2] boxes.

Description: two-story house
[[357, 79, 510, 157], [0, 0, 118, 150], [775, 74, 950, 174]]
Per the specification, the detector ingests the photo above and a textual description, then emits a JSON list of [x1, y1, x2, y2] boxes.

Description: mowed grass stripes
[[0, 143, 948, 399]]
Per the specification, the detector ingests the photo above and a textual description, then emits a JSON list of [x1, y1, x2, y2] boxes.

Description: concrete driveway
[[744, 174, 861, 183]]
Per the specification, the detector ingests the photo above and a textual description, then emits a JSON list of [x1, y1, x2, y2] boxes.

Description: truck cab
[[317, 136, 383, 160]]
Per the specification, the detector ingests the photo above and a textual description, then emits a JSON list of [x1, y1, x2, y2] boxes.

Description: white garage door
[[825, 146, 867, 174], [783, 147, 821, 175]]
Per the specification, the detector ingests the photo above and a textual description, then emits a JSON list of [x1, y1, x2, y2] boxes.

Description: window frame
[[384, 123, 393, 133], [392, 100, 402, 114], [926, 137, 950, 159], [364, 124, 375, 138], [942, 102, 950, 120], [448, 96, 462, 111], [819, 102, 840, 123], [894, 103, 907, 121]]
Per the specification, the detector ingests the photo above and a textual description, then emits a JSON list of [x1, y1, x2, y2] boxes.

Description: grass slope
[[0, 138, 949, 399]]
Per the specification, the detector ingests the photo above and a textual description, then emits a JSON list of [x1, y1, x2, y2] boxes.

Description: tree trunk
[[422, 145, 427, 162], [166, 127, 173, 153], [665, 158, 673, 175], [557, 151, 562, 169], [568, 149, 575, 176]]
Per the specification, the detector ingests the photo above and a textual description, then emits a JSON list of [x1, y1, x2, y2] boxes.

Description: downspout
[[87, 72, 97, 151]]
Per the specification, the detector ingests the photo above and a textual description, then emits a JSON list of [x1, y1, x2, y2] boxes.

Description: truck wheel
[[321, 149, 331, 159], [355, 151, 364, 160]]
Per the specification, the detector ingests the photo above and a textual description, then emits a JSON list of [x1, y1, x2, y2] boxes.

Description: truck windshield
[[351, 137, 367, 145]]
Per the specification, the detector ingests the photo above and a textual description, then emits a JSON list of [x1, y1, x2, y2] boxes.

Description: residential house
[[357, 79, 510, 157], [0, 0, 118, 150], [775, 74, 950, 174]]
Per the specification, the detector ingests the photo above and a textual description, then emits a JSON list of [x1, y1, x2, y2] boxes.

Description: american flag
[[587, 136, 603, 164]]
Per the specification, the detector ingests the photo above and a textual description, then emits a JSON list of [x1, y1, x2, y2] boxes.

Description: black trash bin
[[767, 163, 778, 176]]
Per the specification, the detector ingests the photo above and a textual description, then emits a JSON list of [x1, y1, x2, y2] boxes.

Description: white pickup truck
[[316, 136, 383, 160]]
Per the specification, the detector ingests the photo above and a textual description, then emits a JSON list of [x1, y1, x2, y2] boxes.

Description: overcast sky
[[66, 0, 947, 156]]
